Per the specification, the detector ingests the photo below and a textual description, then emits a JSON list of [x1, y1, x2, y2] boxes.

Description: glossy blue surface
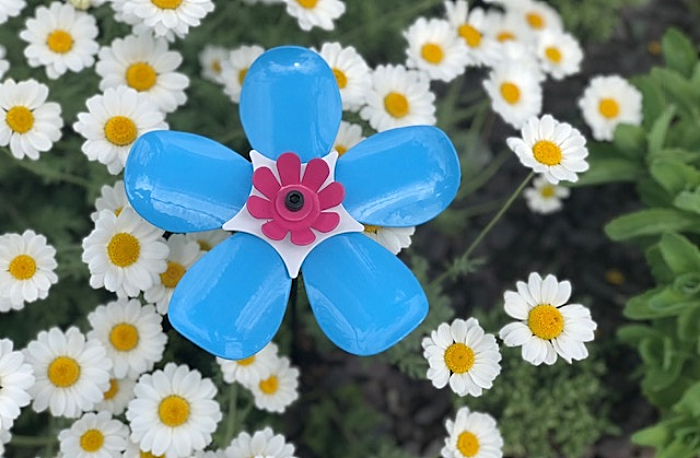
[[302, 233, 428, 356], [336, 126, 461, 227], [124, 131, 253, 233], [168, 233, 292, 360], [239, 46, 342, 162]]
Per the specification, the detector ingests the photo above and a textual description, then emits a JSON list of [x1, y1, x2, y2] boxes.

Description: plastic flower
[[217, 341, 278, 387], [0, 0, 25, 24], [0, 338, 35, 430], [284, 0, 345, 31], [499, 272, 597, 365], [124, 46, 460, 359], [523, 175, 570, 214], [119, 0, 214, 39], [536, 31, 583, 80], [579, 75, 643, 141], [404, 17, 469, 82], [226, 428, 296, 458], [58, 411, 129, 458], [219, 45, 265, 104], [362, 225, 414, 255], [249, 355, 299, 413], [441, 406, 503, 458], [316, 42, 371, 111]]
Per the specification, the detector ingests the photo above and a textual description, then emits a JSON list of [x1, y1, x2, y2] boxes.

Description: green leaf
[[675, 190, 700, 215], [662, 28, 698, 79], [646, 244, 675, 284], [637, 177, 675, 207], [648, 106, 677, 156], [632, 75, 666, 129], [658, 233, 700, 275], [673, 272, 700, 296], [613, 124, 647, 159], [573, 156, 644, 186], [605, 208, 700, 241], [617, 324, 658, 346], [649, 159, 700, 195], [650, 68, 700, 120], [632, 423, 670, 447], [677, 306, 700, 341]]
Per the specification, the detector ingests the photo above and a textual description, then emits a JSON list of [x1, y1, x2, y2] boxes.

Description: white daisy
[[578, 75, 643, 141], [25, 327, 112, 418], [87, 299, 167, 378], [0, 45, 9, 79], [226, 427, 296, 458], [483, 10, 532, 45], [284, 0, 345, 31], [514, 0, 563, 33], [0, 338, 35, 430], [0, 79, 63, 161], [95, 376, 137, 415], [404, 17, 469, 82], [360, 64, 436, 132], [126, 363, 222, 458], [363, 225, 415, 255], [506, 114, 589, 184], [249, 356, 299, 413], [96, 33, 189, 114], [198, 45, 228, 83], [0, 430, 10, 457], [58, 410, 129, 458], [119, 0, 215, 39], [444, 2, 501, 67], [69, 0, 104, 10], [523, 175, 570, 214], [441, 406, 503, 458], [316, 42, 371, 111], [0, 229, 58, 311], [216, 341, 278, 387], [183, 230, 230, 252], [422, 318, 501, 397], [0, 0, 25, 24], [483, 60, 542, 129], [536, 30, 583, 80], [333, 120, 365, 156], [499, 272, 597, 366], [74, 86, 169, 175], [144, 235, 201, 314], [219, 45, 265, 104], [91, 181, 130, 222], [20, 2, 99, 79], [82, 208, 169, 298]]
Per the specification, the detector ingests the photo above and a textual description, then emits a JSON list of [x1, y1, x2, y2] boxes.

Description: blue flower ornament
[[124, 46, 461, 359]]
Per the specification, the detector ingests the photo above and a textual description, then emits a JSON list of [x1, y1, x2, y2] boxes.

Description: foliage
[[548, 0, 649, 43]]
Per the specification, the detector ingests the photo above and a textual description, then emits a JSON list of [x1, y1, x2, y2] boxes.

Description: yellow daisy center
[[540, 185, 555, 198], [107, 233, 141, 268], [336, 144, 348, 156], [332, 68, 348, 89], [160, 261, 186, 289], [47, 356, 81, 388], [196, 240, 212, 251], [46, 30, 74, 54], [598, 98, 620, 119], [545, 46, 562, 63], [103, 378, 119, 400], [605, 268, 625, 285], [236, 355, 256, 366], [532, 140, 563, 166], [8, 254, 37, 280], [297, 0, 318, 8], [104, 116, 138, 147], [497, 31, 516, 42], [80, 429, 104, 453], [109, 323, 140, 352], [458, 24, 482, 48], [384, 92, 410, 119], [238, 68, 248, 86], [526, 12, 545, 29], [211, 60, 222, 74], [443, 343, 475, 374], [115, 207, 124, 217], [151, 0, 182, 9], [421, 43, 444, 64], [140, 452, 164, 458], [158, 395, 190, 427], [259, 375, 279, 394], [6, 106, 35, 134], [126, 62, 158, 92], [457, 431, 480, 457], [499, 82, 520, 104], [528, 304, 564, 340], [363, 224, 381, 234]]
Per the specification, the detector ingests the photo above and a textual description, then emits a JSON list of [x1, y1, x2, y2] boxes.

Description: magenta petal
[[247, 196, 273, 219], [277, 152, 301, 186], [301, 158, 330, 192], [291, 227, 315, 245], [253, 167, 281, 200], [317, 182, 345, 209], [262, 220, 289, 240], [312, 212, 340, 233]]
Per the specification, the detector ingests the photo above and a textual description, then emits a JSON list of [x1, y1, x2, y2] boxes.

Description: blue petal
[[169, 233, 292, 360], [125, 131, 253, 233], [239, 46, 342, 162], [302, 233, 428, 356], [336, 126, 461, 226]]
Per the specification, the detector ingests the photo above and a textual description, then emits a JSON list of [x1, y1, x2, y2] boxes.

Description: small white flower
[[249, 356, 299, 413], [25, 327, 112, 418], [360, 64, 436, 132], [422, 318, 501, 397], [0, 430, 10, 457], [69, 0, 104, 10], [316, 42, 371, 111], [58, 411, 129, 458], [0, 338, 35, 430], [333, 121, 365, 156], [216, 341, 278, 387], [0, 79, 63, 161], [95, 376, 137, 415], [363, 225, 414, 255], [20, 2, 99, 79], [483, 9, 532, 45], [199, 45, 228, 83], [0, 0, 25, 24], [74, 86, 169, 174], [219, 45, 265, 104], [96, 33, 189, 114], [226, 427, 296, 458], [144, 234, 201, 314], [444, 2, 501, 67], [82, 208, 169, 298], [483, 60, 542, 129], [579, 75, 643, 141], [0, 229, 58, 311], [119, 0, 215, 39], [536, 30, 583, 80], [91, 181, 130, 222], [284, 0, 345, 31], [441, 406, 503, 458], [0, 46, 9, 79], [499, 272, 597, 365], [514, 0, 563, 33], [404, 17, 469, 82], [506, 114, 589, 184], [183, 230, 230, 252], [87, 299, 167, 378], [524, 175, 570, 214], [126, 363, 222, 458]]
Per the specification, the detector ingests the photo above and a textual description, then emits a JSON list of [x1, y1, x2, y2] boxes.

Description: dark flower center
[[285, 190, 305, 211]]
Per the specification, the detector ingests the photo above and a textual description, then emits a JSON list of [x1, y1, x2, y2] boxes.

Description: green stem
[[222, 383, 238, 446], [11, 436, 57, 447], [1, 148, 92, 188]]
